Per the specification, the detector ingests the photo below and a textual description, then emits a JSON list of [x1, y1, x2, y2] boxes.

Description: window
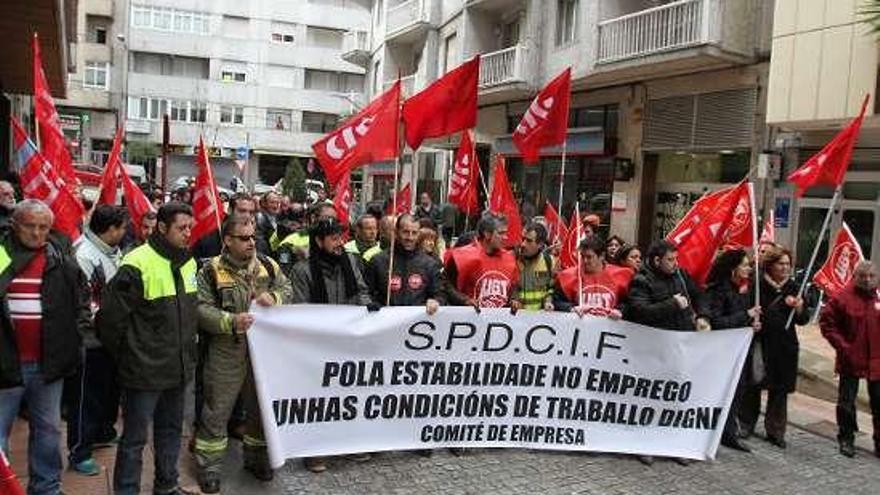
[[267, 109, 292, 130], [271, 32, 294, 43], [302, 111, 338, 133], [555, 0, 578, 46], [189, 102, 207, 123], [131, 52, 208, 79], [221, 70, 247, 83], [220, 106, 244, 125], [131, 5, 209, 35], [304, 69, 364, 91], [306, 26, 344, 49], [223, 15, 249, 38], [266, 65, 295, 88], [129, 97, 204, 122], [340, 73, 365, 93], [84, 62, 109, 89], [443, 33, 458, 74], [87, 16, 110, 44]]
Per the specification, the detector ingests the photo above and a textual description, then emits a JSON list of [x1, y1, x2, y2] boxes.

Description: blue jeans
[[113, 386, 184, 495], [0, 362, 64, 495]]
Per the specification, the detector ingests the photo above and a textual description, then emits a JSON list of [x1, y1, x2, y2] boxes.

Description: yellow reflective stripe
[[362, 245, 381, 262], [0, 245, 11, 275], [243, 435, 266, 447], [122, 244, 197, 300], [195, 437, 228, 453], [220, 312, 234, 334], [343, 240, 359, 254]]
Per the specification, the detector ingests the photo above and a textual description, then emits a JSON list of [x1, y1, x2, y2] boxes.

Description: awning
[[252, 149, 313, 158], [494, 127, 606, 156]]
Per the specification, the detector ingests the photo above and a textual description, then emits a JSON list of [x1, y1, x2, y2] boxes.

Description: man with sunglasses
[[192, 214, 291, 492]]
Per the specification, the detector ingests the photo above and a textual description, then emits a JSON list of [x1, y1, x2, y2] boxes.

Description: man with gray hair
[[0, 199, 90, 495], [0, 180, 16, 231], [820, 260, 880, 458]]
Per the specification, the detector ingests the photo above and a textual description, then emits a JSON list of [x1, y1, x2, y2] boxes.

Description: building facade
[[117, 0, 370, 190], [766, 0, 880, 270], [355, 0, 773, 245]]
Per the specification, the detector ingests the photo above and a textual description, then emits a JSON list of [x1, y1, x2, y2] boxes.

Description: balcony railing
[[597, 0, 708, 64], [479, 45, 526, 88], [384, 74, 417, 97], [386, 0, 430, 38], [342, 30, 369, 54]]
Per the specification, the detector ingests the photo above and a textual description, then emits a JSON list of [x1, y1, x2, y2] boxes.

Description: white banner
[[248, 305, 752, 468]]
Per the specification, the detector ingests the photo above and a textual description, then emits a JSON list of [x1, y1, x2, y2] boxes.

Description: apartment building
[[766, 0, 880, 269], [119, 0, 370, 189], [56, 0, 123, 168], [354, 0, 773, 245]]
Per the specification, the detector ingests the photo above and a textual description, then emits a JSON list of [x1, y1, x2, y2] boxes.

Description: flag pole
[[748, 181, 761, 309], [785, 186, 842, 328], [478, 161, 490, 209], [556, 138, 568, 236], [575, 201, 583, 308], [386, 85, 404, 307]]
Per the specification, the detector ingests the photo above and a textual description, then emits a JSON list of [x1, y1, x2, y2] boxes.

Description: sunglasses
[[230, 234, 256, 242]]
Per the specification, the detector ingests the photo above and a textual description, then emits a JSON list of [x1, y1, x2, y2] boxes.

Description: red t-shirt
[[8, 249, 46, 363], [557, 266, 629, 316]]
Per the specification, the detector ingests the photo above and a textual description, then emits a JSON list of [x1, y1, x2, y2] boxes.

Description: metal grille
[[643, 88, 756, 150]]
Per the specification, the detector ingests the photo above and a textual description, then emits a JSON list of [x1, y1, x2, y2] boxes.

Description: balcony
[[593, 0, 758, 84], [386, 0, 434, 44], [479, 45, 527, 88], [341, 30, 371, 68]]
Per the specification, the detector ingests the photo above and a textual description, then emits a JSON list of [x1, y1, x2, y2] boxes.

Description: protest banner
[[248, 306, 752, 468]]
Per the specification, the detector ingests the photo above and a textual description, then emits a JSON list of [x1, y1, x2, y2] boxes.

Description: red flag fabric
[[402, 56, 479, 150], [813, 222, 864, 295], [543, 201, 569, 245], [512, 68, 572, 164], [666, 183, 748, 285], [119, 166, 154, 235], [721, 182, 755, 250], [313, 81, 401, 187], [448, 130, 479, 215], [0, 449, 25, 495], [190, 136, 226, 246], [559, 208, 582, 269], [97, 127, 124, 206], [788, 95, 869, 197], [760, 210, 775, 244], [488, 156, 522, 246], [333, 172, 353, 227], [386, 182, 412, 215], [11, 117, 84, 240], [33, 33, 78, 188]]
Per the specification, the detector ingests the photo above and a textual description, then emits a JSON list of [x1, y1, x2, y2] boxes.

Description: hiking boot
[[245, 462, 274, 481], [197, 471, 220, 494], [766, 435, 787, 449], [839, 439, 856, 458], [721, 436, 752, 453]]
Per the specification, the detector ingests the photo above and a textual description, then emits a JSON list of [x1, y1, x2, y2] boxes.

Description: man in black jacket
[[0, 199, 90, 495], [626, 240, 711, 332], [366, 214, 443, 310], [98, 202, 198, 495]]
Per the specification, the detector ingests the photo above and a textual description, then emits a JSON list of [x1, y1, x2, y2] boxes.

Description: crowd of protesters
[[0, 180, 878, 495]]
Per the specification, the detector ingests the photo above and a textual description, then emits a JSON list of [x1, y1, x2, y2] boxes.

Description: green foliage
[[281, 157, 307, 201], [125, 140, 159, 163]]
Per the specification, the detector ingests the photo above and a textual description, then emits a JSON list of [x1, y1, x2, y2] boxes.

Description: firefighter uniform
[[193, 253, 292, 477]]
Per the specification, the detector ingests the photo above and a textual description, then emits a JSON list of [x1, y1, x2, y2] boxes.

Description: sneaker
[[70, 457, 100, 476], [303, 457, 327, 473]]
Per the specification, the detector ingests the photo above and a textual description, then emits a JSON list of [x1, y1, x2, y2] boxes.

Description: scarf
[[308, 247, 358, 303]]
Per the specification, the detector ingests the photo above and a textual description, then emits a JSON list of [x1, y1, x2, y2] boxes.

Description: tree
[[281, 157, 307, 201]]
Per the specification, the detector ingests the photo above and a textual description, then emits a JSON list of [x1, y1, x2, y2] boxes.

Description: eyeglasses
[[230, 234, 256, 242]]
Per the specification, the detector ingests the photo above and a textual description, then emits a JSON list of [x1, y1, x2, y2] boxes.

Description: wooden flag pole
[[784, 186, 842, 328], [556, 138, 568, 237], [575, 201, 583, 308], [748, 181, 761, 310], [385, 85, 404, 307]]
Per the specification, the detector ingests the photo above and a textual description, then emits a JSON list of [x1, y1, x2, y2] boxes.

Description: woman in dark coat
[[706, 249, 761, 452], [739, 244, 810, 448]]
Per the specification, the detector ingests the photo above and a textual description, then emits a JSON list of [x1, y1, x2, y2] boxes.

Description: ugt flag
[[488, 155, 522, 246], [190, 136, 226, 246], [512, 68, 572, 164], [813, 222, 864, 295], [448, 130, 479, 216]]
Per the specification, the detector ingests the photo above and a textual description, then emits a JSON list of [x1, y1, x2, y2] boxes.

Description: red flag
[[813, 222, 864, 295], [33, 33, 78, 188], [760, 210, 775, 244], [788, 95, 869, 197], [721, 182, 756, 250], [0, 449, 25, 495], [333, 172, 353, 226], [402, 56, 479, 150], [11, 117, 84, 240], [190, 136, 225, 246], [488, 156, 522, 246], [666, 182, 747, 285], [512, 68, 572, 164], [559, 208, 582, 269], [448, 130, 479, 215], [313, 82, 401, 187], [119, 166, 154, 235], [386, 182, 412, 215], [543, 201, 569, 245], [97, 127, 124, 206]]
